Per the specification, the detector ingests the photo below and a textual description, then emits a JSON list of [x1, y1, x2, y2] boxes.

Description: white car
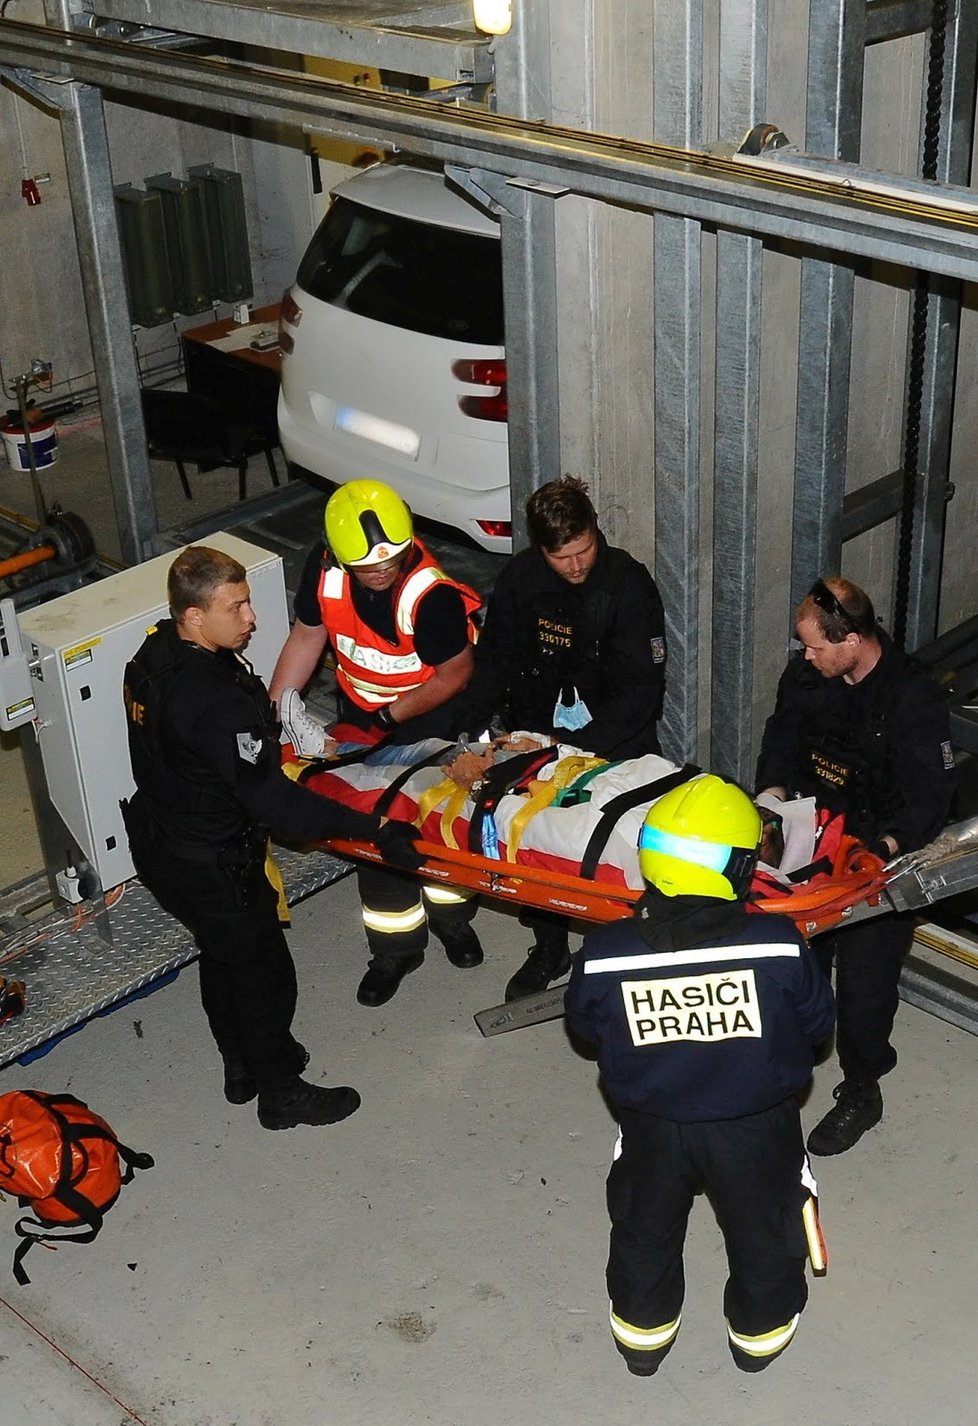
[[277, 161, 511, 552]]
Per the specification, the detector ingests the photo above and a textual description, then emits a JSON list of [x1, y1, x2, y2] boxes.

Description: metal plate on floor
[[0, 847, 351, 1070]]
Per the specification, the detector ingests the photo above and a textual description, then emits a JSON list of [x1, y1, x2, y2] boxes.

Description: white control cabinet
[[19, 532, 289, 892]]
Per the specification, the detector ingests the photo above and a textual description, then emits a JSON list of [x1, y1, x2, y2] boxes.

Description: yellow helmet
[[638, 774, 762, 901], [324, 480, 413, 568]]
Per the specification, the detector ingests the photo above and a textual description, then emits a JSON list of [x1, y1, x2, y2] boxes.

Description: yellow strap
[[281, 756, 310, 783], [439, 784, 472, 850], [264, 843, 290, 925], [415, 776, 459, 828], [504, 755, 606, 861]]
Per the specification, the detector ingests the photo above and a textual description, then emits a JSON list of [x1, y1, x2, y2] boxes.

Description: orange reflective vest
[[317, 539, 481, 711]]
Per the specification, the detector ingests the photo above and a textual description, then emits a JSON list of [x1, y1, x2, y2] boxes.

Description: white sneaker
[[280, 687, 329, 757]]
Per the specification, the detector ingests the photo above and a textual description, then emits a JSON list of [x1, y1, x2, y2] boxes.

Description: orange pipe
[[0, 542, 56, 579]]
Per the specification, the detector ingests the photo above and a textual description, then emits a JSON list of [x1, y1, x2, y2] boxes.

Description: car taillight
[[476, 520, 512, 540], [452, 358, 508, 422], [278, 289, 302, 355]]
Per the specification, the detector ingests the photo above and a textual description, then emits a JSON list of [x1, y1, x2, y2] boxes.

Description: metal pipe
[[0, 544, 56, 579]]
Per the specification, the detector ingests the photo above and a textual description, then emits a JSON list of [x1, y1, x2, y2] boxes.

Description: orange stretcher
[[323, 826, 891, 941]]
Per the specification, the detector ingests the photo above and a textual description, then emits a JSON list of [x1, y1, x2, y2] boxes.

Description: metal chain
[[894, 0, 948, 648]]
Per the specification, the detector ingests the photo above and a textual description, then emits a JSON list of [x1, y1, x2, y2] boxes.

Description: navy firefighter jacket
[[564, 898, 835, 1122]]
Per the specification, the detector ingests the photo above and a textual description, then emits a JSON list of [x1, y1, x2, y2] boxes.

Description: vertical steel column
[[902, 0, 978, 648], [489, 0, 556, 551], [790, 0, 865, 612], [710, 0, 768, 782], [492, 0, 553, 123], [43, 0, 159, 565], [652, 0, 703, 762]]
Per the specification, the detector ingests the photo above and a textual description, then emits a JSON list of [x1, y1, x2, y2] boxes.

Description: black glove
[[865, 836, 893, 862], [375, 819, 426, 871]]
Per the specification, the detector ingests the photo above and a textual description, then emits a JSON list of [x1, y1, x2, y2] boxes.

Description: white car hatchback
[[277, 161, 511, 551]]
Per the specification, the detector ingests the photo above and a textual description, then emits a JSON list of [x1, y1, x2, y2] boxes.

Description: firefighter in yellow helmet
[[269, 479, 484, 1007], [564, 774, 835, 1376]]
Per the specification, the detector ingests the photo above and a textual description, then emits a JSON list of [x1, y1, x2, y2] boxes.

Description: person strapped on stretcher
[[277, 710, 887, 935]]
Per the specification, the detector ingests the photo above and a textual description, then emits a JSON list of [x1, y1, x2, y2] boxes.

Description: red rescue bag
[[0, 1090, 154, 1283]]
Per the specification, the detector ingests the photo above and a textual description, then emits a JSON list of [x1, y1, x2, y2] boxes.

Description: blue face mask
[[553, 687, 592, 732]]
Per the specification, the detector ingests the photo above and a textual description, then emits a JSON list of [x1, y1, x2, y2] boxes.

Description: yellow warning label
[[62, 638, 101, 670]]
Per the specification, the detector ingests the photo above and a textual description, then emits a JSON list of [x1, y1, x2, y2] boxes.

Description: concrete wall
[[0, 4, 310, 407]]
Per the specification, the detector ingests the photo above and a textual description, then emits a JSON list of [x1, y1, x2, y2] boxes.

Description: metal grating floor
[[0, 846, 351, 1069]]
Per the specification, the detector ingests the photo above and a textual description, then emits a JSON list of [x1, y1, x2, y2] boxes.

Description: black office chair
[[140, 388, 280, 502]]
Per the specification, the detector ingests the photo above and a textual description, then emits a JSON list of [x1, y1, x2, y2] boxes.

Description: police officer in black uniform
[[756, 576, 956, 1155], [462, 476, 666, 1000], [565, 775, 834, 1376], [122, 545, 422, 1130]]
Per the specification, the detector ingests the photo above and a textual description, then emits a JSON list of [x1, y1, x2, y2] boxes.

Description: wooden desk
[[181, 302, 282, 439]]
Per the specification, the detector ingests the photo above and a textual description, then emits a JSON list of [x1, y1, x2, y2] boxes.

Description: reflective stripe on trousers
[[609, 1305, 682, 1353], [727, 1312, 800, 1359], [423, 885, 475, 908], [362, 901, 426, 935]]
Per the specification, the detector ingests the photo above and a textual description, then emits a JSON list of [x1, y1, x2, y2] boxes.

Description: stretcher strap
[[373, 746, 453, 817], [264, 842, 290, 925], [552, 758, 618, 806], [440, 785, 472, 849], [505, 755, 607, 861], [467, 747, 561, 853], [578, 764, 700, 880], [414, 776, 458, 828]]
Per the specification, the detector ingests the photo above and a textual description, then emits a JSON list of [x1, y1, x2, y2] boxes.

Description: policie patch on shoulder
[[236, 731, 263, 766], [941, 740, 954, 772], [650, 636, 666, 665]]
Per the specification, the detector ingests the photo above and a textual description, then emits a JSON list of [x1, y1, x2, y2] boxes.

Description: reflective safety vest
[[317, 539, 481, 711]]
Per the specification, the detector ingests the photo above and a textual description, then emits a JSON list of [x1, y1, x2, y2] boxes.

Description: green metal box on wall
[[113, 184, 174, 328], [188, 163, 254, 303], [145, 172, 212, 316]]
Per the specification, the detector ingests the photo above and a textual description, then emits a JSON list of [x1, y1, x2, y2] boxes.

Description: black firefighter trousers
[[607, 1099, 810, 1372], [814, 910, 914, 1084], [357, 861, 477, 961], [131, 832, 304, 1094]]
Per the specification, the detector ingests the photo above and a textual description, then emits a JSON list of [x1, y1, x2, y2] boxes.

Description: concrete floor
[[2, 413, 978, 1424]]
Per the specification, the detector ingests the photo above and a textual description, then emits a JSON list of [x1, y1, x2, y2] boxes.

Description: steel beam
[[840, 469, 905, 540], [652, 0, 703, 764], [710, 0, 767, 784], [867, 0, 938, 43], [23, 0, 160, 564], [900, 0, 978, 648], [84, 0, 493, 82], [790, 0, 864, 613], [458, 171, 564, 551], [4, 24, 978, 279]]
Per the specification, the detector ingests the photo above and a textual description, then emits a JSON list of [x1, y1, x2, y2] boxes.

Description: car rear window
[[296, 195, 504, 345]]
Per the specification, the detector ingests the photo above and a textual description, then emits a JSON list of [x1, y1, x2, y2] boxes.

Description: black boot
[[433, 922, 484, 969], [222, 1042, 309, 1106], [257, 1078, 361, 1130], [223, 1053, 258, 1106], [356, 953, 424, 1007], [504, 939, 571, 1002], [807, 1079, 883, 1156]]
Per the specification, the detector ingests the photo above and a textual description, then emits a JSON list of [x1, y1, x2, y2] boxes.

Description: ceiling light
[[473, 0, 512, 36]]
